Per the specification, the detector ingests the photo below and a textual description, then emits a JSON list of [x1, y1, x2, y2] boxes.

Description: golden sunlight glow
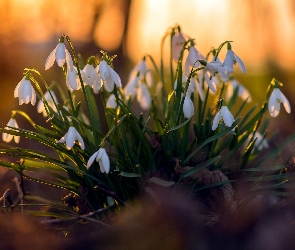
[[1, 0, 295, 70], [93, 0, 125, 51], [127, 0, 295, 69]]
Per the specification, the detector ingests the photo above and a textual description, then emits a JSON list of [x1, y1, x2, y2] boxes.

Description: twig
[[0, 189, 13, 207], [41, 206, 111, 227]]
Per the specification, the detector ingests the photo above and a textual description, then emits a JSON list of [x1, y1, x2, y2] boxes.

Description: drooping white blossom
[[217, 65, 234, 82], [198, 69, 220, 95], [37, 90, 58, 117], [58, 126, 85, 150], [137, 82, 151, 110], [14, 77, 36, 106], [86, 148, 110, 174], [226, 79, 251, 102], [172, 31, 186, 61], [66, 67, 81, 91], [124, 76, 139, 100], [81, 64, 101, 87], [223, 49, 246, 74], [2, 118, 20, 143], [268, 88, 291, 117], [183, 94, 194, 119], [106, 94, 117, 109], [128, 59, 147, 81], [252, 132, 269, 151], [45, 41, 73, 71], [185, 46, 205, 76], [128, 59, 153, 88], [99, 60, 122, 92], [212, 105, 235, 131]]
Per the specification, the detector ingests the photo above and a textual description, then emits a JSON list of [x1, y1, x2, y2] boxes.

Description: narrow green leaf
[[184, 118, 241, 163], [120, 172, 141, 178]]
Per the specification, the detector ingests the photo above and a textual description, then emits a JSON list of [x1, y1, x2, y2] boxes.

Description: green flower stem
[[64, 35, 100, 146], [246, 82, 274, 150], [200, 86, 210, 126], [169, 32, 175, 89], [160, 31, 170, 86], [213, 40, 232, 60], [26, 68, 61, 118], [11, 110, 37, 128]]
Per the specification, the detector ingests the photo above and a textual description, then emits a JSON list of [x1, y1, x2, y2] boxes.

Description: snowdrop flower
[[217, 65, 234, 82], [223, 47, 246, 74], [172, 31, 186, 61], [45, 37, 73, 71], [128, 59, 147, 80], [185, 46, 206, 76], [137, 82, 151, 110], [212, 104, 235, 131], [14, 77, 36, 105], [205, 59, 223, 76], [99, 60, 122, 92], [92, 77, 103, 94], [106, 94, 117, 109], [268, 87, 291, 117], [66, 67, 81, 91], [37, 90, 58, 117], [81, 64, 100, 87], [129, 58, 154, 88], [201, 58, 224, 92], [86, 148, 110, 174], [198, 70, 220, 95], [124, 76, 139, 100], [226, 79, 251, 102], [2, 118, 20, 143], [187, 77, 205, 101], [252, 132, 269, 151], [58, 126, 84, 150], [204, 57, 234, 83], [183, 94, 194, 119], [145, 70, 154, 88], [204, 72, 218, 92]]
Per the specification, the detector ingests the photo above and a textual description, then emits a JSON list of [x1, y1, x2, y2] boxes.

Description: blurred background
[[1, 0, 295, 137]]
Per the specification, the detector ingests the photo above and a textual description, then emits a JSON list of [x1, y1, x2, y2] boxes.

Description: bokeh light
[[1, 0, 295, 135]]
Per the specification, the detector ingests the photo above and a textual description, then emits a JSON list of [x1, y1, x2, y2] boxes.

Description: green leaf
[[167, 116, 192, 132], [120, 172, 141, 178], [184, 118, 241, 163]]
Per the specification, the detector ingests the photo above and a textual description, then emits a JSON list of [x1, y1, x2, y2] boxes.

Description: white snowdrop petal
[[109, 67, 122, 88], [183, 95, 194, 119], [101, 150, 110, 174], [55, 43, 67, 67], [280, 91, 291, 114], [99, 61, 109, 81], [222, 107, 235, 127], [234, 53, 246, 74], [106, 94, 117, 109], [212, 111, 222, 131], [86, 151, 99, 169], [137, 83, 151, 110], [45, 45, 58, 70]]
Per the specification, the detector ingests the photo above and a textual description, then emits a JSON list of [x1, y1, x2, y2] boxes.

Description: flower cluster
[[1, 24, 293, 214]]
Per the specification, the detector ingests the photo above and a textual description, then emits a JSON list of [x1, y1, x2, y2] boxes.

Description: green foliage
[[0, 24, 294, 215]]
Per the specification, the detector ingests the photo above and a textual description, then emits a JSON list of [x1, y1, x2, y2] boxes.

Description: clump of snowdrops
[[0, 24, 294, 216]]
